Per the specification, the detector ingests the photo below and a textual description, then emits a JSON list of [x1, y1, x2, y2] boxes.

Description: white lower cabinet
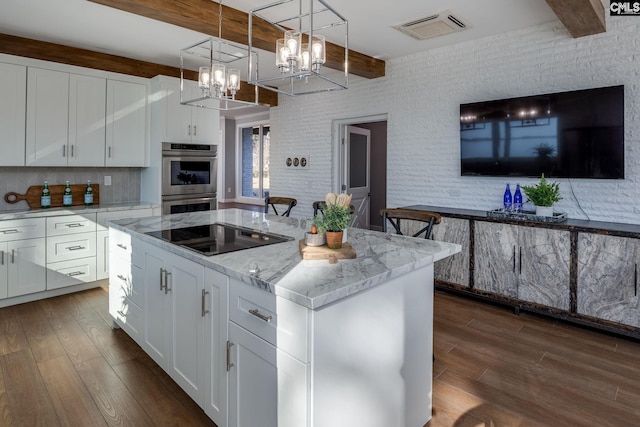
[[137, 242, 228, 427], [228, 322, 308, 427], [0, 218, 46, 298], [1, 238, 46, 298]]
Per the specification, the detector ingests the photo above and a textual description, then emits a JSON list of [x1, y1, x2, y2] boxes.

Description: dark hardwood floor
[[1, 286, 639, 426], [0, 285, 215, 427], [429, 291, 640, 427]]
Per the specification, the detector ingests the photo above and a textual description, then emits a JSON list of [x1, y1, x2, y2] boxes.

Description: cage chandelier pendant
[[248, 0, 349, 96], [180, 0, 259, 110]]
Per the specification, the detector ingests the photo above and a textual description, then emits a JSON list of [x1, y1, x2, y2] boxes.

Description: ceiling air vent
[[393, 9, 471, 40]]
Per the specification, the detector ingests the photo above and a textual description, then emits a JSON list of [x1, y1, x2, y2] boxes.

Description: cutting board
[[299, 240, 356, 261], [4, 184, 100, 209]]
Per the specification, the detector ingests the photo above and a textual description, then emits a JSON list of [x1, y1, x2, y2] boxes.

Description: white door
[[143, 248, 170, 367], [7, 238, 46, 297], [68, 74, 106, 166], [345, 125, 371, 229], [229, 321, 278, 427], [106, 80, 147, 166], [26, 67, 69, 166], [203, 268, 229, 426], [0, 62, 26, 166], [168, 255, 205, 403]]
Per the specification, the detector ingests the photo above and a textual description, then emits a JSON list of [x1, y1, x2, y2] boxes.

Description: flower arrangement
[[312, 193, 352, 233]]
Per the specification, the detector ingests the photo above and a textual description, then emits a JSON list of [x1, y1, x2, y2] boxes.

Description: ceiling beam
[[545, 0, 606, 38], [87, 0, 386, 80], [0, 33, 278, 106]]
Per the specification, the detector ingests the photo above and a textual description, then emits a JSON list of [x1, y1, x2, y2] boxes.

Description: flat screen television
[[459, 85, 624, 179]]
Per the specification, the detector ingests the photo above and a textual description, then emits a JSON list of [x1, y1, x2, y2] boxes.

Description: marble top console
[[404, 204, 640, 238], [108, 208, 461, 309]]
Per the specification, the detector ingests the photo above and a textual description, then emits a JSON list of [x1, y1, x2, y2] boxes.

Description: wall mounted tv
[[460, 85, 624, 179]]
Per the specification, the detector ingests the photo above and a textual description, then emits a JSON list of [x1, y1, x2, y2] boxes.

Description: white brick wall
[[269, 16, 640, 225]]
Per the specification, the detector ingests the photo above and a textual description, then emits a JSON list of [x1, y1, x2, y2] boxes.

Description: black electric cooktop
[[145, 222, 294, 256]]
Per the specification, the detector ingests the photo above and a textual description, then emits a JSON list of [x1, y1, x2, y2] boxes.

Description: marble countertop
[[109, 209, 461, 310], [0, 201, 156, 220]]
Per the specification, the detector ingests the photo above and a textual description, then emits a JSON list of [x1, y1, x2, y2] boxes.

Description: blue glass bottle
[[513, 184, 523, 212], [503, 183, 512, 211]]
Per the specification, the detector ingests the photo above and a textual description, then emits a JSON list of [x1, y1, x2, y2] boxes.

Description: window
[[238, 123, 270, 201]]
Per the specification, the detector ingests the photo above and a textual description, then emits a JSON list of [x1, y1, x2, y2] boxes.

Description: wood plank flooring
[[429, 291, 640, 427], [0, 285, 638, 426], [0, 285, 215, 427]]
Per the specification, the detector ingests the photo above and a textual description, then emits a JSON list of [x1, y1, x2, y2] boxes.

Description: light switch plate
[[104, 176, 112, 186]]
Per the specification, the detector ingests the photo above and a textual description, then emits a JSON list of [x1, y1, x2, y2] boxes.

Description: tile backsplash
[[0, 167, 142, 211]]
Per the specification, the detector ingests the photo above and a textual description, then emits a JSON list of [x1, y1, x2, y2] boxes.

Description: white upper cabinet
[[68, 74, 106, 166], [0, 62, 26, 166], [27, 69, 108, 167], [26, 67, 69, 166], [106, 79, 148, 166], [162, 76, 218, 144]]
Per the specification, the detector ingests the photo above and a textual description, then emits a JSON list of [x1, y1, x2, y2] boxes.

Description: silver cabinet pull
[[11, 249, 15, 264], [67, 271, 84, 277], [193, 125, 197, 136], [108, 146, 112, 158], [226, 341, 234, 372], [512, 246, 516, 273], [117, 310, 126, 318], [249, 308, 272, 322], [164, 271, 171, 294], [188, 124, 191, 136], [201, 289, 209, 317], [66, 245, 85, 251], [1, 229, 19, 234], [117, 274, 127, 282], [71, 145, 75, 157], [66, 223, 84, 228], [519, 247, 522, 274], [63, 145, 66, 157], [159, 268, 165, 291], [117, 243, 128, 250], [0, 250, 3, 265]]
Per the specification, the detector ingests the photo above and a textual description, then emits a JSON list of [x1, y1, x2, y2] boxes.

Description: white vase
[[535, 206, 554, 217]]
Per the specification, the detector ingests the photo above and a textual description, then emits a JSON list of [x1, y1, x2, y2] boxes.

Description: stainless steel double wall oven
[[161, 143, 217, 214]]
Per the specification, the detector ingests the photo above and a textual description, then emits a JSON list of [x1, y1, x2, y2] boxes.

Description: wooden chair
[[380, 208, 441, 239], [312, 200, 356, 216], [265, 197, 297, 217]]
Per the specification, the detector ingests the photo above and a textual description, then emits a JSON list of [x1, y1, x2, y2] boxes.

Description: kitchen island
[[107, 208, 460, 427]]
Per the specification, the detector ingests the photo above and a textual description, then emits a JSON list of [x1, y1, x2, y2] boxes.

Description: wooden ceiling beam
[[87, 0, 386, 80], [0, 33, 278, 106], [545, 0, 606, 38]]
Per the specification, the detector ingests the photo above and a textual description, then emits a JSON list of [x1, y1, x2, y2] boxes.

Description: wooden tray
[[299, 240, 356, 261], [4, 184, 100, 209]]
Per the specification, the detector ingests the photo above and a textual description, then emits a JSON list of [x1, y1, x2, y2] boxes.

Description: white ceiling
[[1, 0, 561, 70]]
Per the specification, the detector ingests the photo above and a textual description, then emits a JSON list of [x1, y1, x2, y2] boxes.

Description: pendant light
[[248, 0, 348, 96], [180, 0, 259, 110]]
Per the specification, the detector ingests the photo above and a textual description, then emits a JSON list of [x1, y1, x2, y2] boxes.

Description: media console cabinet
[[404, 205, 640, 340]]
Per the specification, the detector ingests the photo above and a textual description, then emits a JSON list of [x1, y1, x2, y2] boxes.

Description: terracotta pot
[[325, 230, 344, 249]]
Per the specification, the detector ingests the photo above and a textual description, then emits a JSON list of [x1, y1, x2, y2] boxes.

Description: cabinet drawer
[[109, 228, 134, 257], [230, 279, 309, 362], [47, 213, 97, 236], [109, 290, 143, 342], [0, 218, 45, 242], [47, 231, 96, 263], [46, 257, 97, 290], [97, 208, 153, 231]]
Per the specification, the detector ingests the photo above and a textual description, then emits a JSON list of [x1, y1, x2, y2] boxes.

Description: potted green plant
[[521, 174, 561, 217], [313, 193, 352, 249]]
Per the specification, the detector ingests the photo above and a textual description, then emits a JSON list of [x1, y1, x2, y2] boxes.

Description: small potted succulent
[[521, 174, 561, 217]]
